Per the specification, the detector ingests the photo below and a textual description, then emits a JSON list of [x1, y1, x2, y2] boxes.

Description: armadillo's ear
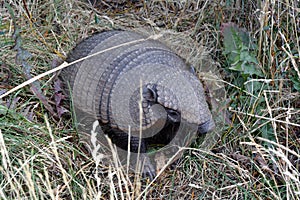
[[142, 84, 157, 103], [166, 108, 181, 123]]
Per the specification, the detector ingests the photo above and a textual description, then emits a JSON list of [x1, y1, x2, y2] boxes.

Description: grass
[[0, 0, 300, 199]]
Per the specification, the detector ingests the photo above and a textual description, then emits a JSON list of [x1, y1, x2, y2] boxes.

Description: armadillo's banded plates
[[63, 31, 119, 90], [62, 30, 214, 134]]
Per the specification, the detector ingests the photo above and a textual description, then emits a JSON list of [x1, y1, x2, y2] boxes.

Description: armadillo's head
[[140, 75, 215, 137], [110, 64, 215, 141]]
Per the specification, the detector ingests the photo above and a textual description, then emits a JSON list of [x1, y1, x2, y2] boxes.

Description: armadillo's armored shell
[[61, 30, 216, 179], [62, 31, 214, 136]]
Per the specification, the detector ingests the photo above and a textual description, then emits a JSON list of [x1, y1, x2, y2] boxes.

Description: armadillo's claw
[[142, 163, 156, 181], [138, 154, 156, 181]]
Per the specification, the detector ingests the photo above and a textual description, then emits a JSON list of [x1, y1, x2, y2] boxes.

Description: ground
[[0, 0, 299, 199]]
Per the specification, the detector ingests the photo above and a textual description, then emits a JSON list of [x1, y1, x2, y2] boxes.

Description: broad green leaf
[[291, 75, 300, 92], [221, 23, 263, 77]]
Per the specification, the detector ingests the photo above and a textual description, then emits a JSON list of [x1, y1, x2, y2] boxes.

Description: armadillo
[[61, 30, 215, 179]]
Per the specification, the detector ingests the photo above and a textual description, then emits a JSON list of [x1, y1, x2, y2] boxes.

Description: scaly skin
[[61, 30, 215, 179]]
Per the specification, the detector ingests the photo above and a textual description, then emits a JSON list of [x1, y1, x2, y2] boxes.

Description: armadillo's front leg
[[104, 127, 156, 179], [128, 136, 156, 180]]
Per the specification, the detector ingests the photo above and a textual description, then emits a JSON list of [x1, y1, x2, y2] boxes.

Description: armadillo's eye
[[166, 109, 181, 123]]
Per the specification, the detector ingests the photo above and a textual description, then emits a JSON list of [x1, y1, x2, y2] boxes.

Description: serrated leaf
[[242, 62, 263, 76], [229, 62, 243, 71], [222, 26, 240, 55], [239, 31, 252, 48], [221, 23, 263, 77], [240, 51, 258, 64], [291, 76, 300, 92]]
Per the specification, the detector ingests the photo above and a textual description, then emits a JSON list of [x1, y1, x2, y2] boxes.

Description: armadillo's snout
[[198, 119, 215, 134]]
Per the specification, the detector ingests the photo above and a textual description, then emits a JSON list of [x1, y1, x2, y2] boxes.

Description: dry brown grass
[[0, 0, 299, 199]]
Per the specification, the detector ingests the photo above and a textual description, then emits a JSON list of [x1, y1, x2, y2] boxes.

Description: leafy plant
[[290, 70, 300, 92], [221, 23, 263, 77]]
